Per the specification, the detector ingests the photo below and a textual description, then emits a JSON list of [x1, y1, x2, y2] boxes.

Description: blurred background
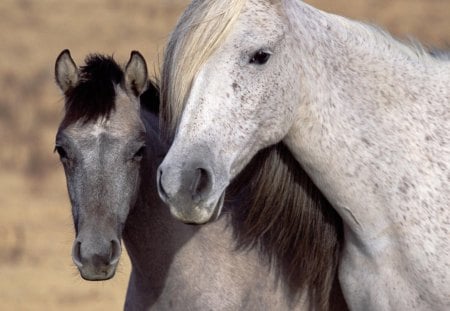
[[0, 0, 448, 310]]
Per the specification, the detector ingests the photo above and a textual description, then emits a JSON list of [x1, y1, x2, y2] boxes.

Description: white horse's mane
[[161, 0, 246, 138], [351, 21, 431, 60]]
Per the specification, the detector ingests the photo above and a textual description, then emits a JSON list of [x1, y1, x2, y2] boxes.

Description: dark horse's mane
[[61, 54, 122, 126], [227, 144, 344, 309], [60, 54, 159, 127]]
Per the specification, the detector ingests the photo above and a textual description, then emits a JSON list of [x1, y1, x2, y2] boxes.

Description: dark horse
[[54, 50, 346, 310]]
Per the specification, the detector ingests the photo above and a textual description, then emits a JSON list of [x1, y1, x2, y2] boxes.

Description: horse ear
[[125, 51, 148, 97], [55, 49, 79, 93]]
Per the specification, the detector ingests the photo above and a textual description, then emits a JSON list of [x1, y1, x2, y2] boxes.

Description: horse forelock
[[160, 0, 246, 141], [228, 143, 343, 309], [62, 54, 124, 127]]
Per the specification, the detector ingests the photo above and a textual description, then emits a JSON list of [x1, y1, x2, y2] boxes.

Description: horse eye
[[249, 50, 272, 65], [133, 146, 146, 160], [54, 145, 68, 160]]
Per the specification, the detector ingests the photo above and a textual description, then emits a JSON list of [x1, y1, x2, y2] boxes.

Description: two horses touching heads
[[54, 0, 449, 310], [54, 50, 345, 310]]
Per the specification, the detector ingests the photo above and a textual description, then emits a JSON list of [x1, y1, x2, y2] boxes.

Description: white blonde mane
[[161, 0, 247, 139], [355, 22, 433, 60], [284, 0, 435, 62]]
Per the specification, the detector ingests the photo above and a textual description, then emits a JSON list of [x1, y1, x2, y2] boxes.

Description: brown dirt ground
[[0, 0, 448, 310]]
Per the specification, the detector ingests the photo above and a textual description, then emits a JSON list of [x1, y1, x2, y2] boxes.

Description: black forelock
[[62, 54, 124, 126]]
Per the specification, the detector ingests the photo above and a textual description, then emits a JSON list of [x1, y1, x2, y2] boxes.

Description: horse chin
[[78, 264, 118, 281], [169, 191, 225, 225]]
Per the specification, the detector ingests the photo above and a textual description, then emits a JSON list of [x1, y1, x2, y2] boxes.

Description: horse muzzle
[[168, 190, 225, 224], [157, 156, 228, 224], [72, 238, 121, 281]]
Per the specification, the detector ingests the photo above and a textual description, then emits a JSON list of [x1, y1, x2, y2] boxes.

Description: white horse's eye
[[249, 50, 272, 65]]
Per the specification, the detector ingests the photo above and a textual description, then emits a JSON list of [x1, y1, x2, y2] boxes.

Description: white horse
[[157, 0, 450, 310]]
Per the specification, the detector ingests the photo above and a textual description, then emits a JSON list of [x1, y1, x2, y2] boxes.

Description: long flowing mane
[[161, 0, 246, 140], [161, 0, 343, 309], [227, 143, 343, 308]]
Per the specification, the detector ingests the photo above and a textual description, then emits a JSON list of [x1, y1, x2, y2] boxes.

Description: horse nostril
[[191, 168, 212, 203], [158, 164, 214, 205], [157, 167, 169, 202], [72, 241, 83, 268], [110, 239, 121, 265]]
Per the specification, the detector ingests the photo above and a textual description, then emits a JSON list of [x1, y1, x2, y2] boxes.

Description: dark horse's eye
[[54, 145, 68, 160], [249, 50, 272, 65], [133, 146, 146, 160]]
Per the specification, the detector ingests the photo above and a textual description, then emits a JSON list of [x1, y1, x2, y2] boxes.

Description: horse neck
[[122, 112, 267, 299], [122, 110, 197, 282], [283, 0, 449, 243], [125, 181, 287, 308]]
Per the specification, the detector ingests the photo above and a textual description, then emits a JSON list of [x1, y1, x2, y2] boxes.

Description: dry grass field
[[0, 0, 448, 310]]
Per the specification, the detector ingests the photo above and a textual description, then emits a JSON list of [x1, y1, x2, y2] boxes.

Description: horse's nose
[[72, 238, 121, 281], [157, 164, 213, 205], [72, 241, 83, 268], [190, 167, 212, 203], [157, 166, 169, 203]]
